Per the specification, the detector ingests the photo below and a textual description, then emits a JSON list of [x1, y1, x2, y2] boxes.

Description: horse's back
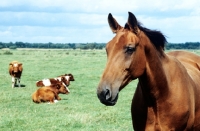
[[167, 50, 200, 129], [167, 51, 200, 70]]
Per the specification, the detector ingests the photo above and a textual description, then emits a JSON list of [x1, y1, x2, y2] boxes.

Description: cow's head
[[60, 76, 70, 86], [53, 82, 70, 94], [64, 73, 75, 81], [57, 73, 75, 87], [9, 62, 23, 73]]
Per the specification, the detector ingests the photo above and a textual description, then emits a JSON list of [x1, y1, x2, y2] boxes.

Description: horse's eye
[[125, 46, 135, 54]]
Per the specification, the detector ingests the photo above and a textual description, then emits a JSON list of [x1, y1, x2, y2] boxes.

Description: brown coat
[[32, 82, 69, 104], [9, 61, 23, 88]]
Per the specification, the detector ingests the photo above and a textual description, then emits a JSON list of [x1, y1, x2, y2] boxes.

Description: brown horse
[[97, 12, 200, 130]]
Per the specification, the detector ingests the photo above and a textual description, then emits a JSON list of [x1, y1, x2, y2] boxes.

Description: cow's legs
[[11, 77, 15, 88], [18, 78, 21, 87], [12, 77, 21, 88]]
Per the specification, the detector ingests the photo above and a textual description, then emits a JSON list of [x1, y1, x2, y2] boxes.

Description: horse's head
[[97, 12, 149, 106]]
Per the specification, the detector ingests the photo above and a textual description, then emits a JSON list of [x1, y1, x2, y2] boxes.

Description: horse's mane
[[137, 22, 167, 50], [125, 22, 167, 51]]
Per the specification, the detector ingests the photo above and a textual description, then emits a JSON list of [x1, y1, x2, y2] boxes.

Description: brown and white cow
[[9, 61, 23, 88], [36, 74, 74, 92]]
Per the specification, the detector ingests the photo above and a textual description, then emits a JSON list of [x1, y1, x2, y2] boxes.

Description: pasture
[[1, 49, 200, 131], [0, 49, 136, 131]]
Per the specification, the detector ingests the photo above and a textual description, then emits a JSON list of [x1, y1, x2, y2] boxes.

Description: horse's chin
[[97, 92, 119, 106]]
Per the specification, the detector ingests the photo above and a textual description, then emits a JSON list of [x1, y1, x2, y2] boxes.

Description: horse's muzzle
[[97, 89, 118, 106]]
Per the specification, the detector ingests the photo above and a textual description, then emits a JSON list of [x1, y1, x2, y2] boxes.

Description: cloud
[[0, 0, 199, 43]]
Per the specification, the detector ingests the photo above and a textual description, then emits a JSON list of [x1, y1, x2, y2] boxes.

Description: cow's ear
[[9, 63, 12, 65], [69, 74, 75, 81], [19, 64, 23, 71], [69, 74, 73, 77]]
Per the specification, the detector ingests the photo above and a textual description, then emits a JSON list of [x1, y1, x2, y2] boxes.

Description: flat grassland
[[0, 49, 137, 131], [1, 49, 200, 131]]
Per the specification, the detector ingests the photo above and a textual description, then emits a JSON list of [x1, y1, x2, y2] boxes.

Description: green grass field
[[1, 49, 200, 131], [0, 49, 138, 131]]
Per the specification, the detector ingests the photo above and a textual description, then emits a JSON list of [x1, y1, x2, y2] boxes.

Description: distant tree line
[[166, 42, 200, 50], [0, 42, 106, 50], [0, 41, 200, 50]]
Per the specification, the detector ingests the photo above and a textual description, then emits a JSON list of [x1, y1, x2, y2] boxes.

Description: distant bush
[[3, 51, 13, 55], [9, 46, 17, 49]]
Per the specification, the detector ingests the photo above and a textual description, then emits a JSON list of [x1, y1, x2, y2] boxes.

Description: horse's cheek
[[130, 57, 146, 78]]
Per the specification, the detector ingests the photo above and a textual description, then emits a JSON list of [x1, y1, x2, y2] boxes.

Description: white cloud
[[0, 0, 199, 43]]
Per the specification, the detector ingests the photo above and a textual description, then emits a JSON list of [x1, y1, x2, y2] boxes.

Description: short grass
[[0, 49, 137, 131]]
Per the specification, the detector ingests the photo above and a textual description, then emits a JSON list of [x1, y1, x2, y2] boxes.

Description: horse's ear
[[108, 13, 122, 33], [124, 23, 130, 30], [127, 12, 139, 34]]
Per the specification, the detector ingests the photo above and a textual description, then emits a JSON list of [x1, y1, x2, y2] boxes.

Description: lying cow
[[36, 76, 67, 87], [9, 61, 23, 88], [32, 81, 69, 104], [36, 74, 74, 90]]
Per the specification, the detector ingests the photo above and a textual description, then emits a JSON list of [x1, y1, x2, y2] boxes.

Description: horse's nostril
[[105, 89, 111, 100]]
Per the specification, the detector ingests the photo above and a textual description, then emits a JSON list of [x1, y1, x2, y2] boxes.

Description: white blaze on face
[[64, 84, 70, 93], [65, 76, 70, 81], [13, 63, 18, 67], [42, 79, 51, 86], [66, 87, 70, 93]]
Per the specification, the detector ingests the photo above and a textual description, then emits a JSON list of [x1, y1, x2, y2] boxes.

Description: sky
[[0, 0, 199, 43]]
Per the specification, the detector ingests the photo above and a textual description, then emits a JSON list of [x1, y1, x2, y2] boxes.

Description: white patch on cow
[[12, 77, 15, 82], [65, 86, 70, 93], [11, 77, 15, 88], [56, 77, 61, 81], [61, 82, 70, 93], [47, 100, 58, 104], [65, 76, 70, 81], [13, 63, 18, 67], [42, 79, 51, 86]]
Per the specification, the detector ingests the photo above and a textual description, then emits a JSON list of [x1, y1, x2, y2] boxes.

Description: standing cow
[[9, 61, 23, 88]]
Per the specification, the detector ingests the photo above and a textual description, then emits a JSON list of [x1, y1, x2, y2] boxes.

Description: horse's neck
[[139, 48, 169, 102]]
